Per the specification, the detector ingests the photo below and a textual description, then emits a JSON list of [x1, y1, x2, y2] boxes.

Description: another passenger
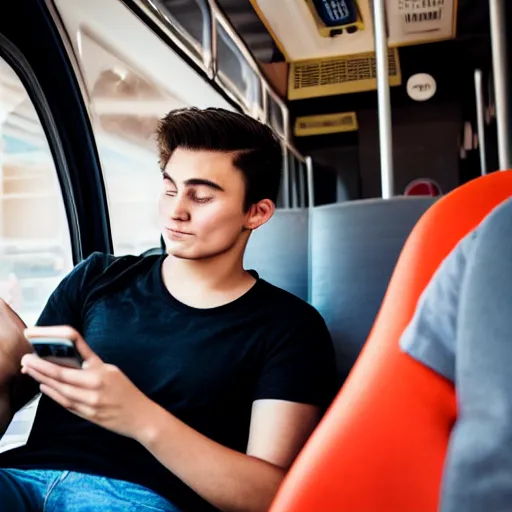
[[400, 195, 512, 511], [0, 107, 337, 512]]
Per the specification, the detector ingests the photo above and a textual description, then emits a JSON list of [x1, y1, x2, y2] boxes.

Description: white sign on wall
[[407, 73, 437, 101], [386, 0, 456, 47]]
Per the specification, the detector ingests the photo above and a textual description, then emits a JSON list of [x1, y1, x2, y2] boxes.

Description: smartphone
[[27, 337, 83, 369]]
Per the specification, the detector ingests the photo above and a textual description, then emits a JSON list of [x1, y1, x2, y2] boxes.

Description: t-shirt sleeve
[[36, 252, 110, 330], [253, 308, 338, 409], [399, 229, 478, 381]]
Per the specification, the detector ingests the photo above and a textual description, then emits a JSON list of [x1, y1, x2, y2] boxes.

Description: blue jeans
[[0, 468, 181, 511]]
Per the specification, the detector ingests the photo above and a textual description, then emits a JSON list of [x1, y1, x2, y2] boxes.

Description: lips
[[166, 227, 193, 236]]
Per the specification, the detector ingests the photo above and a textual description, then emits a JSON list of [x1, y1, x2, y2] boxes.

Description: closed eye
[[193, 195, 213, 204]]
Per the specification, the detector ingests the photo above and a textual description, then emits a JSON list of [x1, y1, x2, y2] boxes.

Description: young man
[[0, 107, 338, 512]]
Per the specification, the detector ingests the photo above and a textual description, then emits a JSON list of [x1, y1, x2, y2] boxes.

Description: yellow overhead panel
[[288, 48, 401, 100], [248, 0, 375, 61], [294, 112, 358, 136], [248, 0, 457, 62]]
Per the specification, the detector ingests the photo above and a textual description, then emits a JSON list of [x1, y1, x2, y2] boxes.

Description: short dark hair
[[156, 107, 282, 210]]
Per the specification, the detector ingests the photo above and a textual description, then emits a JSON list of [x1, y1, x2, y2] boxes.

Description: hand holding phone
[[27, 337, 84, 369]]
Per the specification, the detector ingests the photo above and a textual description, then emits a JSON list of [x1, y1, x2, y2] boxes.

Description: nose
[[168, 194, 190, 222]]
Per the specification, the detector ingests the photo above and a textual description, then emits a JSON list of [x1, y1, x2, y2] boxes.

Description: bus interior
[[1, 0, 511, 510]]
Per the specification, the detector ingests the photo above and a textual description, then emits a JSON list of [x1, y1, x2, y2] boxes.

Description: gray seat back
[[310, 197, 436, 382], [244, 209, 309, 301]]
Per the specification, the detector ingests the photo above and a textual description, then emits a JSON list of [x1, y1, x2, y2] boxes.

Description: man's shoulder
[[257, 279, 326, 327], [78, 251, 158, 276], [67, 251, 160, 301]]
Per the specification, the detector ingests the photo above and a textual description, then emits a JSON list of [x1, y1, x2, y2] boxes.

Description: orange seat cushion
[[270, 171, 512, 512]]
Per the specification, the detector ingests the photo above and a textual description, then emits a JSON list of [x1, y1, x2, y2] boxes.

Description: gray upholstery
[[310, 197, 436, 382], [244, 209, 309, 301]]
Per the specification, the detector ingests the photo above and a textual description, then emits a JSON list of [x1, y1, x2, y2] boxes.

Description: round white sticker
[[407, 73, 437, 101]]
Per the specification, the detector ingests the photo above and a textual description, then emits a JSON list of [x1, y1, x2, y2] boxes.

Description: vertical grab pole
[[299, 160, 306, 208], [489, 0, 511, 170], [305, 156, 314, 305], [372, 0, 394, 198], [305, 156, 314, 208], [282, 147, 290, 208], [474, 70, 488, 175]]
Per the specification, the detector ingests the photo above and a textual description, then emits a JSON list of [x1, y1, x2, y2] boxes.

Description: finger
[[21, 354, 102, 389], [23, 326, 102, 366], [38, 382, 74, 410], [39, 384, 97, 419], [28, 368, 99, 405], [23, 365, 71, 390]]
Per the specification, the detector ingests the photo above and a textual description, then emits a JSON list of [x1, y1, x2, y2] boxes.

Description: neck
[[163, 239, 251, 293]]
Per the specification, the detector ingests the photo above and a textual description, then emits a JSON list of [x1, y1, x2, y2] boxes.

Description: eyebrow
[[162, 171, 224, 192]]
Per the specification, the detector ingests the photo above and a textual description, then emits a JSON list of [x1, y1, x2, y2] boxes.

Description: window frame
[[137, 0, 213, 74], [214, 14, 260, 117]]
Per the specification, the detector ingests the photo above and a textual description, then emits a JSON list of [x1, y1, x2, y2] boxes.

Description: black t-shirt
[[0, 253, 338, 511]]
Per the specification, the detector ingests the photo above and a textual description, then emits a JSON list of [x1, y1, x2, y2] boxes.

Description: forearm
[[0, 304, 30, 384], [0, 384, 12, 435], [137, 405, 286, 512], [0, 348, 30, 387], [0, 304, 32, 424]]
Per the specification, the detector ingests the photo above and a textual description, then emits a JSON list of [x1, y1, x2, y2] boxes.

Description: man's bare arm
[[136, 400, 320, 512], [0, 299, 32, 432]]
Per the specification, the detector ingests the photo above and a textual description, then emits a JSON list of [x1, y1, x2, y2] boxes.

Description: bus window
[[79, 30, 187, 256], [216, 21, 262, 118], [267, 90, 285, 138], [149, 0, 211, 60], [0, 56, 73, 325]]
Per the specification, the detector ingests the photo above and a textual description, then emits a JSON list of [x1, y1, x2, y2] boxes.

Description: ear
[[244, 199, 275, 230]]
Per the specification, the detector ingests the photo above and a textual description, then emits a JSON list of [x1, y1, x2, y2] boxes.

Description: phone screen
[[28, 338, 83, 368]]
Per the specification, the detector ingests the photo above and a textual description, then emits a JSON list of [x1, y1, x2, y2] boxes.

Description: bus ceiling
[[218, 0, 511, 198]]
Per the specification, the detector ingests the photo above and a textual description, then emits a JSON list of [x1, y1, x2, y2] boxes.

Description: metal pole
[[489, 0, 511, 169], [200, 0, 214, 77], [474, 70, 488, 175], [282, 150, 290, 208], [209, 13, 218, 79], [305, 156, 315, 208], [372, 0, 394, 198], [299, 161, 306, 208], [290, 157, 299, 208], [305, 156, 314, 304]]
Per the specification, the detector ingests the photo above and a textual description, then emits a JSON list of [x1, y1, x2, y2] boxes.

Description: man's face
[[158, 148, 256, 260]]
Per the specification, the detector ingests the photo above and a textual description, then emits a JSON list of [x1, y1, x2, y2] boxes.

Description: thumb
[[73, 335, 102, 367]]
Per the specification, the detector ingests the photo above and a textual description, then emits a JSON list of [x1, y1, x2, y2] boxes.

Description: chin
[[165, 245, 191, 258], [167, 250, 197, 260], [167, 244, 235, 261], [165, 243, 202, 260]]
